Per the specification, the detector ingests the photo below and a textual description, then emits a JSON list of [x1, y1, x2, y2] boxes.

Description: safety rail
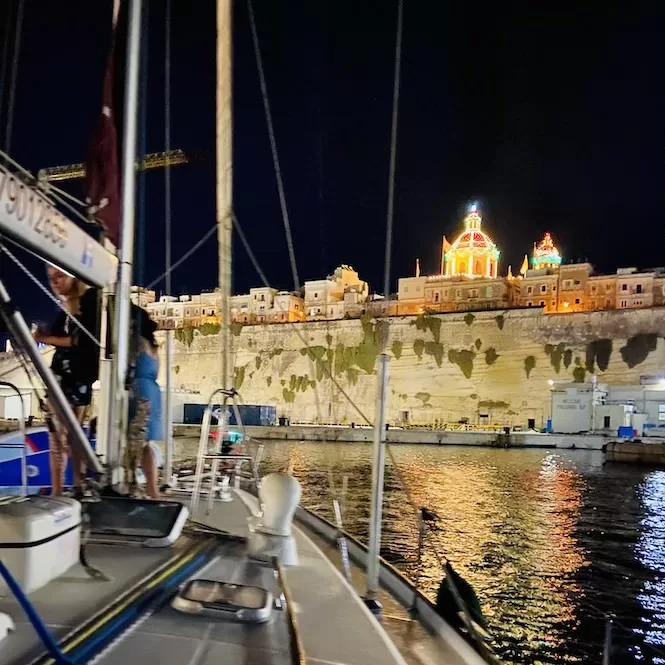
[[0, 381, 27, 495], [187, 387, 263, 515]]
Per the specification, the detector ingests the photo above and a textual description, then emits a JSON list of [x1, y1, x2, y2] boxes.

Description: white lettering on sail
[[0, 163, 117, 287]]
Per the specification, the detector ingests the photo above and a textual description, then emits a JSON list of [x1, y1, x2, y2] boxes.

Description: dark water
[[176, 439, 665, 664]]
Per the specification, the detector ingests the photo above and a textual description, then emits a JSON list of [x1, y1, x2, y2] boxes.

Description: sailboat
[[0, 1, 499, 664]]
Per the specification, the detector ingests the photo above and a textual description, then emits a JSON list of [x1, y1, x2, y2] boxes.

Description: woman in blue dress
[[126, 311, 162, 499]]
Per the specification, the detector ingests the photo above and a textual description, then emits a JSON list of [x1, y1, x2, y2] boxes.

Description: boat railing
[[187, 387, 263, 515], [0, 381, 27, 495], [296, 505, 500, 664]]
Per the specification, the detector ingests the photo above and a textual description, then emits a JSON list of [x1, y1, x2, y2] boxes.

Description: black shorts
[[47, 375, 93, 409]]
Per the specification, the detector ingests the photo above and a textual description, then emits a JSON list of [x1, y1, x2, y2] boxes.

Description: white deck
[[0, 493, 410, 665]]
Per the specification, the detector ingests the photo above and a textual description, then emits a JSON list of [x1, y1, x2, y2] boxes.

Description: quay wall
[[172, 423, 609, 450], [159, 307, 665, 429]]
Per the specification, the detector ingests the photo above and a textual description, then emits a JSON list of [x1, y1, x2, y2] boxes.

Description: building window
[[636, 284, 643, 294], [575, 298, 580, 304], [574, 280, 581, 285], [539, 300, 545, 306], [659, 404, 665, 421], [606, 299, 611, 306], [314, 292, 319, 299], [469, 289, 478, 298], [621, 284, 627, 291], [486, 286, 493, 297], [434, 292, 440, 303], [540, 285, 547, 293], [553, 285, 557, 291], [404, 286, 409, 293], [591, 285, 597, 293], [527, 286, 533, 294], [563, 280, 572, 289], [527, 301, 533, 307]]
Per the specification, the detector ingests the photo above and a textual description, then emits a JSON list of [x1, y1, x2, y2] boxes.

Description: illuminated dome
[[531, 232, 562, 270], [443, 203, 500, 278]]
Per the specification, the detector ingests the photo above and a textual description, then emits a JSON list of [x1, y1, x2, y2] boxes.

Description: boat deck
[[0, 541, 177, 665], [0, 493, 409, 665]]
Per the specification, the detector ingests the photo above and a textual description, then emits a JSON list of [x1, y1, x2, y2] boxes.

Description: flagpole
[[110, 0, 143, 483]]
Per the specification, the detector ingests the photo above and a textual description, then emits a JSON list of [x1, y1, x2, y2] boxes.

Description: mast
[[110, 0, 143, 482], [364, 0, 403, 617], [217, 0, 233, 396]]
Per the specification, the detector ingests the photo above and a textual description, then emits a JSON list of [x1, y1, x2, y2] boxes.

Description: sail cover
[[84, 1, 128, 245]]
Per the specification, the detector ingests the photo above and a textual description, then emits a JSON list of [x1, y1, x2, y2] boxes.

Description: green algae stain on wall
[[283, 388, 295, 403], [199, 323, 221, 336], [573, 366, 586, 382], [415, 392, 431, 404], [464, 313, 475, 327], [410, 315, 442, 343], [234, 364, 247, 390], [585, 339, 613, 373], [448, 349, 475, 379], [391, 340, 403, 360], [620, 334, 658, 369], [175, 327, 194, 347], [266, 376, 272, 387], [484, 347, 499, 365], [545, 343, 566, 373], [424, 341, 444, 367], [346, 368, 359, 385], [413, 339, 425, 360], [495, 314, 505, 330], [524, 355, 536, 379]]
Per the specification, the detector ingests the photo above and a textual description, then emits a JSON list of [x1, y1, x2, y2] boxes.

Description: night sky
[[0, 0, 663, 324]]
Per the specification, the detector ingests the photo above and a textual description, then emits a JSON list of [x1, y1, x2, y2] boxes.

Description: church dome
[[532, 232, 561, 270], [443, 203, 500, 279]]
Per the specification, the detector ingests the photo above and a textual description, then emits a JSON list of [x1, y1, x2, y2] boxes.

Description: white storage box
[[0, 496, 81, 594]]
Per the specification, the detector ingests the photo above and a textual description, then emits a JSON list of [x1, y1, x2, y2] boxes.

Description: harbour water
[[175, 438, 665, 664]]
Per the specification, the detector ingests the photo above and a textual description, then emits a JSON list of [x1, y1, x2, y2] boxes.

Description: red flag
[[84, 2, 127, 246]]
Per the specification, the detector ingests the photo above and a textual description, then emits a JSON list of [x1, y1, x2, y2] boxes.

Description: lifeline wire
[[4, 0, 24, 156], [0, 242, 101, 347]]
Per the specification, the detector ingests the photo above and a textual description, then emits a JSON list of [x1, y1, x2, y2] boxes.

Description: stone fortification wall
[[158, 308, 665, 427]]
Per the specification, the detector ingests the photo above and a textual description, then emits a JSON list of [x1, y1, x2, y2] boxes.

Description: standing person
[[125, 309, 162, 499], [33, 267, 100, 497]]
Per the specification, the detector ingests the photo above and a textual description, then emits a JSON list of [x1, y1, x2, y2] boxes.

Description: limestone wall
[[158, 308, 665, 427]]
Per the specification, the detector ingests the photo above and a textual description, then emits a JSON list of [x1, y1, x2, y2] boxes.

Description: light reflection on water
[[174, 439, 665, 664]]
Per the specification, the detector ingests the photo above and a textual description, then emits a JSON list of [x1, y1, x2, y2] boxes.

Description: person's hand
[[33, 329, 46, 343]]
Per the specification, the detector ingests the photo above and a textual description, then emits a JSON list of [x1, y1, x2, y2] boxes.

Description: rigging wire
[[164, 0, 172, 298], [4, 0, 23, 155], [145, 224, 217, 290], [0, 241, 101, 347], [0, 1, 13, 127], [231, 210, 372, 427], [135, 0, 149, 290], [246, 0, 300, 292], [382, 0, 403, 303]]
